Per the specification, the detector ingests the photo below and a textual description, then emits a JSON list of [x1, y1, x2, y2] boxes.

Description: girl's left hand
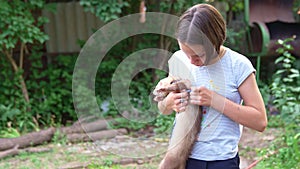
[[189, 86, 214, 107]]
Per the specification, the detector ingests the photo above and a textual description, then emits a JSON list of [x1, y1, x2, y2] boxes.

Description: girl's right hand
[[164, 90, 189, 113]]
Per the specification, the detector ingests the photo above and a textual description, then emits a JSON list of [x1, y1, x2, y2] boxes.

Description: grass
[[0, 126, 281, 169], [0, 141, 161, 169]]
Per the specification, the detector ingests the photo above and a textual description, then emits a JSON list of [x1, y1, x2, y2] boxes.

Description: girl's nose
[[191, 58, 199, 64]]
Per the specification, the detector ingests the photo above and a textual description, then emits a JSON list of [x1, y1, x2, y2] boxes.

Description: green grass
[[0, 142, 161, 169]]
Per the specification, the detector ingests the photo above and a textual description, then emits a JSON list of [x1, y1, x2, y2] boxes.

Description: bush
[[256, 127, 300, 169], [270, 37, 300, 124], [256, 37, 300, 169], [0, 49, 78, 133]]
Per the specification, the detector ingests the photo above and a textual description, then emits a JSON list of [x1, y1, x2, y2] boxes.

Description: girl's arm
[[190, 73, 267, 132]]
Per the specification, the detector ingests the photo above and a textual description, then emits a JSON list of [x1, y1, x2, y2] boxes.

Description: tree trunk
[[0, 127, 55, 151], [0, 145, 19, 159], [0, 145, 52, 159], [4, 49, 30, 103], [59, 119, 110, 134], [66, 128, 127, 143]]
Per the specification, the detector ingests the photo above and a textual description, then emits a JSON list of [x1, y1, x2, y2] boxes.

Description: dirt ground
[[239, 127, 279, 168], [0, 126, 279, 169]]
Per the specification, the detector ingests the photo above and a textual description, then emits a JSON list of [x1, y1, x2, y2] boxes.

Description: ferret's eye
[[170, 80, 180, 84]]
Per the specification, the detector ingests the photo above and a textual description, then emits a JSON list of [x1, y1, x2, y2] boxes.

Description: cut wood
[[0, 145, 53, 160], [23, 147, 52, 153], [0, 127, 55, 151], [58, 161, 89, 169], [110, 157, 151, 166], [59, 119, 110, 135], [67, 128, 127, 143], [0, 145, 19, 159], [0, 119, 126, 153]]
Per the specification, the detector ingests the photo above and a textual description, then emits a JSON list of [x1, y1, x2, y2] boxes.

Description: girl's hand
[[164, 90, 189, 112], [190, 86, 226, 112], [190, 86, 213, 107]]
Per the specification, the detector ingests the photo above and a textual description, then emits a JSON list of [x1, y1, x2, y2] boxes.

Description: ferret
[[153, 76, 203, 169]]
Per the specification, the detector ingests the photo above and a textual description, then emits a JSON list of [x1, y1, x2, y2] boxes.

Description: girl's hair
[[176, 4, 226, 62]]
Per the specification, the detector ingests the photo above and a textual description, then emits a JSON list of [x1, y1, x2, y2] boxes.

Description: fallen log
[[0, 145, 19, 159], [59, 119, 110, 135], [0, 119, 124, 152], [0, 127, 55, 151], [59, 161, 89, 169], [67, 128, 127, 143], [0, 145, 52, 160], [24, 147, 52, 153]]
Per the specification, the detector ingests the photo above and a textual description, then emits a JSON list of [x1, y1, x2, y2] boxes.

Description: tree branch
[[19, 43, 25, 69], [4, 49, 18, 72], [4, 49, 30, 103]]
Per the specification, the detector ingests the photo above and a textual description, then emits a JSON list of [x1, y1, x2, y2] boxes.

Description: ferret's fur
[[153, 77, 203, 169]]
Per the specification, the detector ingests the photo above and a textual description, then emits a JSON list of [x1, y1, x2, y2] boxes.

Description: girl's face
[[178, 41, 206, 66]]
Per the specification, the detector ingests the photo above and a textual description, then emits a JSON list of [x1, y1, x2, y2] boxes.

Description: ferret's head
[[153, 77, 191, 102]]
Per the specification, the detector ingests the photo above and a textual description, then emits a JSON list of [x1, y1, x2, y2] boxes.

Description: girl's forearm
[[211, 93, 267, 132]]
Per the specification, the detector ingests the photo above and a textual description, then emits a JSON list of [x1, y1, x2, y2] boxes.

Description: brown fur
[[153, 77, 203, 169]]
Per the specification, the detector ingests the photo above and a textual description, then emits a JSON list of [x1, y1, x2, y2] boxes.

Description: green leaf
[[283, 63, 291, 68], [44, 3, 57, 13], [283, 58, 291, 63], [277, 39, 284, 45], [275, 69, 286, 75], [288, 74, 299, 79], [290, 69, 299, 74], [285, 44, 293, 50], [275, 57, 284, 64], [276, 48, 285, 54]]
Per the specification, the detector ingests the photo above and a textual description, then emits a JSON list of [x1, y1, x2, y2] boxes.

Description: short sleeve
[[234, 55, 256, 87]]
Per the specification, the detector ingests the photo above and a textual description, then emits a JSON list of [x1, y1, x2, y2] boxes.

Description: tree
[[0, 0, 48, 104]]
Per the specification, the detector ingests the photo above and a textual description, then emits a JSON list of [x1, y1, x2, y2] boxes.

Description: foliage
[[293, 0, 300, 21], [270, 37, 300, 125], [154, 114, 175, 134], [0, 127, 20, 138], [256, 127, 300, 169], [0, 54, 35, 132], [159, 0, 205, 15], [266, 115, 285, 128], [79, 0, 130, 23], [51, 130, 67, 145], [225, 28, 246, 51], [0, 0, 48, 50], [0, 0, 49, 103], [226, 0, 243, 12], [0, 49, 78, 133], [257, 81, 271, 107], [110, 117, 148, 131], [0, 0, 52, 133], [29, 52, 77, 125], [257, 37, 300, 169]]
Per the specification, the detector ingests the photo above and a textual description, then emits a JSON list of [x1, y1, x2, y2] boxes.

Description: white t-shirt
[[168, 47, 255, 161]]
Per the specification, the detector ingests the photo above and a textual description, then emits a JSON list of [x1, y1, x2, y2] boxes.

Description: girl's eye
[[196, 54, 205, 57], [192, 54, 204, 58]]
